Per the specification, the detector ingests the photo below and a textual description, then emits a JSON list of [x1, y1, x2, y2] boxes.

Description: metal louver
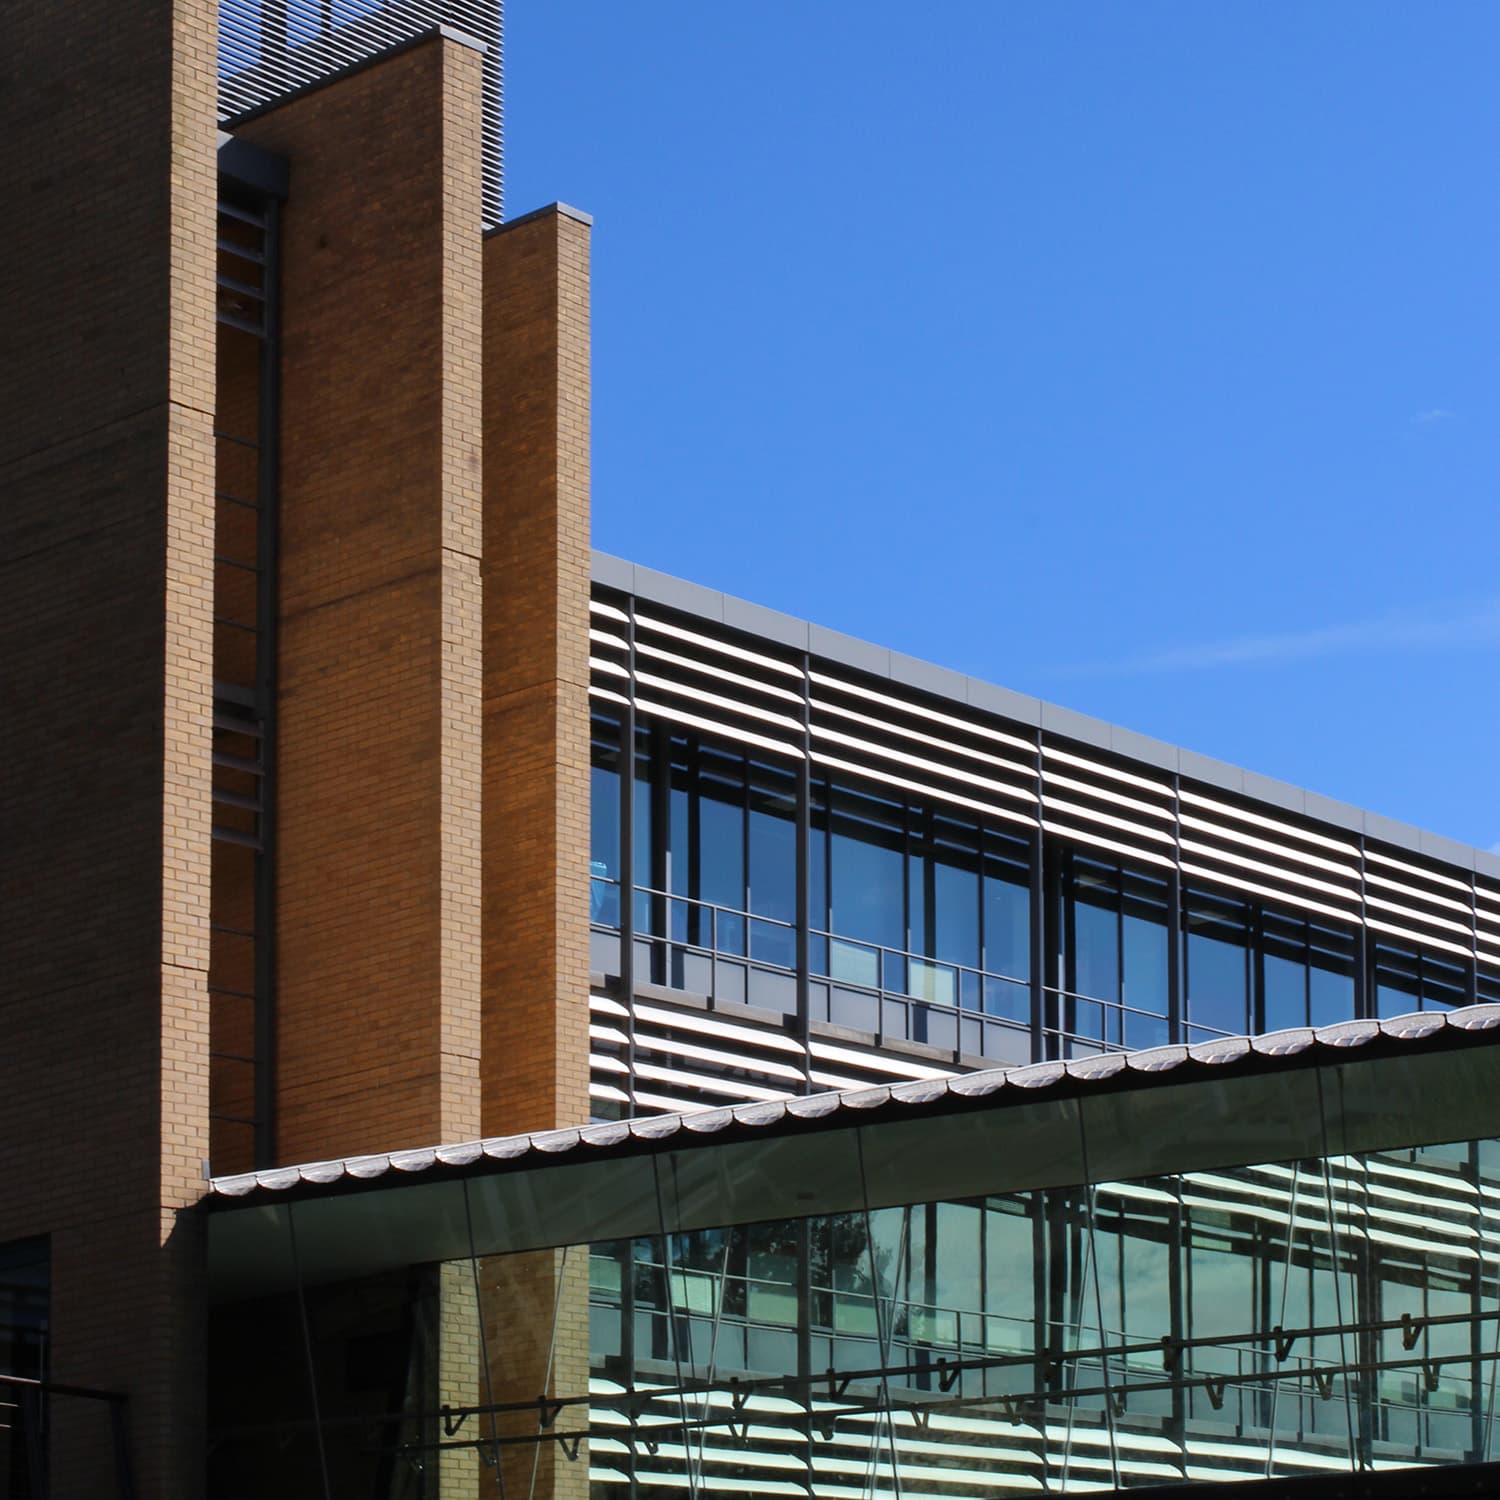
[[591, 584, 1500, 995], [218, 0, 504, 226]]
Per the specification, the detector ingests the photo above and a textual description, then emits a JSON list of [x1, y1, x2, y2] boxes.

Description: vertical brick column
[[481, 204, 593, 1139], [0, 0, 218, 1493], [235, 32, 486, 1163], [482, 1248, 592, 1500], [480, 209, 593, 1500]]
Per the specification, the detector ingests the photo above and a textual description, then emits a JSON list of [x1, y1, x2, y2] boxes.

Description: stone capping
[[210, 1003, 1500, 1202], [592, 550, 1499, 879], [485, 202, 593, 236]]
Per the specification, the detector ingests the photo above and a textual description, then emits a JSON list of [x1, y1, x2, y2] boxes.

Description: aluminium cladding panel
[[590, 582, 1500, 982], [218, 0, 504, 224]]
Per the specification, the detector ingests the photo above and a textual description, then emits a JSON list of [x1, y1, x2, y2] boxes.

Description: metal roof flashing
[[209, 1002, 1500, 1209]]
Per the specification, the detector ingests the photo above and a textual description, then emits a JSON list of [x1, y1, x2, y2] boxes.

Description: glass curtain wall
[[1184, 892, 1358, 1042], [206, 1044, 1500, 1495], [810, 775, 1032, 1056], [591, 707, 1458, 1070], [1054, 852, 1171, 1054]]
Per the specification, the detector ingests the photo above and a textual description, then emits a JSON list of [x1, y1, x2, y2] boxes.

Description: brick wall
[[0, 0, 218, 1492], [481, 1248, 592, 1500], [234, 33, 487, 1164], [481, 206, 594, 1139]]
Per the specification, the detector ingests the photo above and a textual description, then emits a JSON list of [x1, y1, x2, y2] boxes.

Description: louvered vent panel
[[1477, 880, 1500, 973], [1365, 847, 1481, 962], [218, 0, 504, 226], [589, 993, 953, 1116], [627, 611, 805, 762], [1039, 744, 1175, 870], [587, 599, 630, 711], [809, 671, 1037, 832], [1175, 788, 1363, 926]]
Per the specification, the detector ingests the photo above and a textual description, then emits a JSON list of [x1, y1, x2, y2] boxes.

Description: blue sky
[[505, 3, 1500, 851]]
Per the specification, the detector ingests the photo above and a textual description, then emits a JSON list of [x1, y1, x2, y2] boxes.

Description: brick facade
[[481, 206, 594, 1140], [234, 34, 487, 1164], [3, 6, 596, 1490], [0, 0, 219, 1492]]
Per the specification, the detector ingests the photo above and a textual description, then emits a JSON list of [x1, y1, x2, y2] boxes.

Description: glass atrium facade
[[206, 1027, 1500, 1495]]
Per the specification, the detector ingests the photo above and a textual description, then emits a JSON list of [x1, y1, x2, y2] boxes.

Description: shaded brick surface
[[0, 0, 219, 1492], [236, 35, 486, 1164], [481, 208, 593, 1139]]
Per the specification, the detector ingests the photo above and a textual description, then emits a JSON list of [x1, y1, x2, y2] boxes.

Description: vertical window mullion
[[1115, 859, 1125, 1048]]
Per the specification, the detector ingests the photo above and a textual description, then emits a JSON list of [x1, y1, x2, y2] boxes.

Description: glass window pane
[[668, 779, 689, 899], [983, 866, 1030, 984], [1309, 923, 1356, 1027], [983, 1198, 1035, 1342], [1264, 951, 1306, 1031], [907, 849, 927, 957], [1123, 909, 1168, 1017], [830, 793, 904, 952], [700, 788, 744, 954], [1310, 961, 1355, 1027], [633, 740, 652, 931], [933, 854, 979, 972], [908, 957, 957, 1007], [1376, 944, 1421, 1018], [749, 764, 796, 968], [1187, 895, 1248, 1037], [698, 787, 742, 907], [810, 783, 829, 931], [1074, 898, 1119, 1004], [589, 758, 620, 928]]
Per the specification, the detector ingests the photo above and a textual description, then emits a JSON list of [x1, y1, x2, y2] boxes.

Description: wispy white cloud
[[1056, 599, 1500, 678], [1414, 408, 1457, 425]]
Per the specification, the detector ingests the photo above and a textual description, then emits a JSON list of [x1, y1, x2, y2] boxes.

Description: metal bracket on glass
[[1160, 1336, 1181, 1372], [1203, 1377, 1227, 1410], [725, 1381, 752, 1444], [907, 1406, 932, 1434], [997, 1397, 1028, 1427], [824, 1366, 854, 1399], [1401, 1312, 1426, 1351], [1311, 1369, 1336, 1401], [935, 1358, 963, 1394], [1273, 1326, 1297, 1362], [1422, 1361, 1441, 1393], [1110, 1388, 1127, 1417]]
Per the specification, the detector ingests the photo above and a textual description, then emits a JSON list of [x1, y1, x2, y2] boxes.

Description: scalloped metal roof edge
[[209, 1004, 1500, 1203]]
